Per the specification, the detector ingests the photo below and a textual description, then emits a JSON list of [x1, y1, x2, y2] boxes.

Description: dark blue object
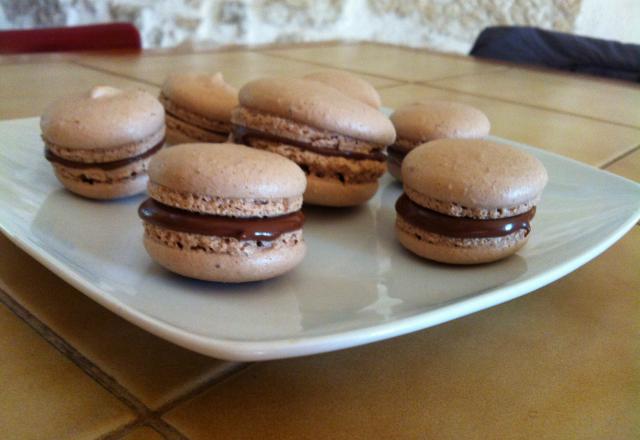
[[470, 26, 640, 83]]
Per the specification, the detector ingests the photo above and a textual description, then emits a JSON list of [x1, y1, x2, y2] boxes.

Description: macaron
[[41, 86, 165, 199], [304, 70, 381, 108], [395, 139, 548, 264], [388, 100, 490, 181], [159, 72, 238, 144], [138, 143, 307, 282], [231, 77, 396, 207]]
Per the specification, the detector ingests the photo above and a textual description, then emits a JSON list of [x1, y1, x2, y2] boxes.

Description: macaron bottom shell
[[303, 175, 379, 207], [387, 157, 402, 182], [395, 217, 528, 265], [51, 163, 149, 200], [143, 234, 306, 283]]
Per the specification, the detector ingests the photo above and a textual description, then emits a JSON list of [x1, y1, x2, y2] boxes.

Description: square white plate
[[1, 117, 638, 361]]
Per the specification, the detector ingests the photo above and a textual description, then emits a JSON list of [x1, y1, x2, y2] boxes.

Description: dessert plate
[[1, 117, 639, 361]]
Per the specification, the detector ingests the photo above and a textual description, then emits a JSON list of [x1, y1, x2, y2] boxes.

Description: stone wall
[[1, 0, 638, 53]]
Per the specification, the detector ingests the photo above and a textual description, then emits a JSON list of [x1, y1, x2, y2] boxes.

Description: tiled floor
[[427, 67, 640, 128], [379, 84, 640, 167], [0, 235, 240, 410], [266, 43, 507, 81], [0, 62, 158, 119], [0, 304, 134, 440], [605, 148, 640, 182], [1, 42, 638, 439], [74, 50, 400, 89], [120, 426, 167, 440]]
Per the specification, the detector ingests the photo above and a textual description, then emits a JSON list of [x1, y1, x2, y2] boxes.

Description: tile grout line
[[259, 50, 410, 84], [0, 285, 147, 414], [599, 143, 640, 169], [98, 420, 148, 440], [0, 285, 193, 440], [261, 49, 511, 85], [418, 82, 640, 131], [414, 67, 509, 82], [70, 59, 162, 87], [100, 357, 250, 438], [155, 362, 252, 415], [73, 52, 409, 91], [99, 418, 188, 440]]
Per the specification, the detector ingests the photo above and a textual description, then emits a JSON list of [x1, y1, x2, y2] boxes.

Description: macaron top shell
[[161, 72, 238, 121], [238, 77, 395, 145], [402, 139, 548, 210], [148, 143, 307, 199], [304, 70, 381, 108], [391, 100, 490, 143], [40, 86, 165, 149]]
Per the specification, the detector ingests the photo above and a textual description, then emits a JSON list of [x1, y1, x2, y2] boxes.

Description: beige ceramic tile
[[0, 235, 239, 409], [0, 304, 134, 440], [120, 426, 166, 440], [380, 84, 640, 167], [0, 62, 158, 120], [605, 149, 640, 182], [75, 50, 400, 89], [267, 43, 506, 81], [429, 67, 640, 128], [166, 228, 639, 440]]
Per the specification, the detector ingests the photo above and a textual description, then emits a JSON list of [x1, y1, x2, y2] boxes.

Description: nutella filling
[[45, 139, 165, 170], [138, 198, 304, 241], [232, 125, 386, 162], [395, 194, 535, 238], [386, 144, 407, 167]]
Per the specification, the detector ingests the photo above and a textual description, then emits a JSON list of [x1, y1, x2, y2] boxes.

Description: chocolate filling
[[232, 125, 386, 162], [386, 144, 408, 167], [138, 198, 304, 241], [45, 139, 165, 170], [395, 194, 535, 238]]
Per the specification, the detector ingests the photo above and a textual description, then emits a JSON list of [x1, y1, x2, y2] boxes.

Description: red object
[[0, 23, 141, 54]]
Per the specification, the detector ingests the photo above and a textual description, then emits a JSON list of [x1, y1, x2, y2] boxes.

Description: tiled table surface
[[0, 42, 638, 440]]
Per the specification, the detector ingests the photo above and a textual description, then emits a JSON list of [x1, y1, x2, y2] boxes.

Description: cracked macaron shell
[[237, 77, 395, 146], [40, 86, 165, 149], [304, 70, 381, 108]]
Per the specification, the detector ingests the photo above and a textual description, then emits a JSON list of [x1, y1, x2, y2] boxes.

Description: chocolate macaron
[[395, 139, 548, 264], [231, 77, 396, 207], [139, 143, 306, 282], [160, 72, 238, 144], [304, 70, 381, 108], [41, 86, 165, 199], [388, 100, 490, 181]]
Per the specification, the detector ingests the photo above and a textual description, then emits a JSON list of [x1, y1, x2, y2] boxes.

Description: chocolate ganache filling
[[395, 194, 535, 238], [232, 125, 386, 162], [138, 198, 304, 241], [45, 138, 165, 170]]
